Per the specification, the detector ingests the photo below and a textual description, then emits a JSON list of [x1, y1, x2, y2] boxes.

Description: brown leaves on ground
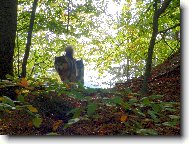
[[0, 88, 180, 135]]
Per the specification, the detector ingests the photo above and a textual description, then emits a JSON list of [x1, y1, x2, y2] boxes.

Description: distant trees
[[0, 0, 17, 79], [0, 0, 180, 89]]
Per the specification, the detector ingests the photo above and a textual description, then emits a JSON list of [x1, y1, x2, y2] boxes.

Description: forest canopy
[[13, 0, 180, 88]]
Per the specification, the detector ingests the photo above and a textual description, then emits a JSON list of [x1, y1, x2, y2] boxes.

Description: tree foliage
[[13, 0, 180, 87]]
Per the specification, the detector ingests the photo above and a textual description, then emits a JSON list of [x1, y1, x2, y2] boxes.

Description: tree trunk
[[67, 0, 71, 33], [21, 0, 38, 78], [141, 0, 172, 95], [0, 0, 17, 80]]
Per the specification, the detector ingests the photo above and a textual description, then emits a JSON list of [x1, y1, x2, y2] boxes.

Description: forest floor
[[0, 51, 181, 136]]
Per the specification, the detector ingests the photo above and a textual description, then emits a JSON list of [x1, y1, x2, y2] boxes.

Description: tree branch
[[157, 0, 172, 17], [158, 23, 180, 34]]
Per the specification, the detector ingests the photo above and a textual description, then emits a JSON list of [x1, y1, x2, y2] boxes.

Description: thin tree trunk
[[0, 0, 17, 80], [21, 0, 38, 78], [141, 0, 172, 95], [67, 0, 71, 33]]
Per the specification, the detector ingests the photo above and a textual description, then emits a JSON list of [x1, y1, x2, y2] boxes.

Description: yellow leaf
[[34, 82, 44, 86], [27, 105, 38, 113], [0, 97, 4, 101], [65, 83, 71, 90], [128, 93, 136, 99], [120, 115, 128, 123], [5, 110, 12, 113], [15, 89, 22, 95], [17, 78, 28, 87], [25, 86, 34, 90], [52, 120, 63, 132]]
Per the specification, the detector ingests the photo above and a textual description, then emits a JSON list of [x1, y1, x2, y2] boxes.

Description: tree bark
[[141, 0, 172, 95], [21, 0, 38, 78], [0, 0, 17, 80]]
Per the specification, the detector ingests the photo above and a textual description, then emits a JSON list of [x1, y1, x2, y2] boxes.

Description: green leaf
[[163, 102, 177, 108], [151, 104, 162, 113], [0, 104, 4, 110], [136, 129, 158, 135], [5, 74, 14, 80], [87, 103, 97, 116], [67, 108, 82, 118], [111, 97, 124, 105], [17, 95, 25, 102], [162, 121, 178, 128], [149, 95, 163, 100], [140, 97, 151, 106], [63, 123, 70, 129], [0, 103, 13, 110], [2, 96, 15, 107], [147, 110, 159, 122], [73, 108, 82, 119], [164, 108, 176, 112], [169, 115, 180, 120], [32, 116, 42, 128], [134, 108, 146, 117], [15, 105, 25, 110], [129, 99, 138, 104], [123, 102, 130, 110], [67, 118, 80, 125]]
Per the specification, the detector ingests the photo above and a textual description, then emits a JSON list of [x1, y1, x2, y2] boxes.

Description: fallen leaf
[[52, 120, 63, 132], [128, 94, 134, 98], [65, 83, 70, 89], [25, 86, 34, 90], [28, 121, 33, 127], [17, 78, 28, 87], [32, 116, 42, 128], [120, 115, 128, 123], [0, 97, 4, 101], [27, 105, 38, 113], [15, 89, 21, 95]]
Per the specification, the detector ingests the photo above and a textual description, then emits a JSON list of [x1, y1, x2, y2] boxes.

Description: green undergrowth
[[0, 75, 180, 135]]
